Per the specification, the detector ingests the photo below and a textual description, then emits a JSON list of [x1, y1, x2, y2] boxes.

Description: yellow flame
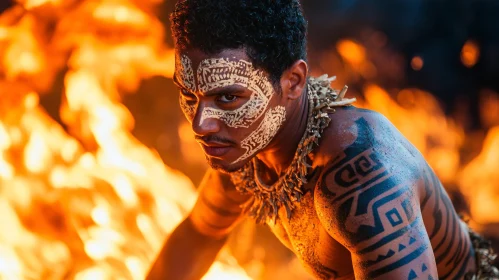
[[0, 1, 250, 279], [358, 85, 463, 184], [20, 0, 62, 9], [459, 127, 499, 224], [93, 2, 149, 25]]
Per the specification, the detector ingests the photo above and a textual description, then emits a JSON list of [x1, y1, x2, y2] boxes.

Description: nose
[[192, 105, 221, 137]]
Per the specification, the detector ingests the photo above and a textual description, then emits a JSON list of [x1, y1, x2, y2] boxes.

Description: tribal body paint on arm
[[315, 117, 439, 280], [419, 162, 476, 279]]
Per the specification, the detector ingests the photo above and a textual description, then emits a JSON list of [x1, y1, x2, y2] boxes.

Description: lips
[[201, 144, 232, 157]]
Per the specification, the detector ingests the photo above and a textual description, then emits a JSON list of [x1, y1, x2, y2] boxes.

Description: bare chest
[[266, 190, 354, 279]]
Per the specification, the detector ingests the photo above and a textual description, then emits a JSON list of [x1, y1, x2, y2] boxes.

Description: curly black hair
[[170, 0, 308, 84]]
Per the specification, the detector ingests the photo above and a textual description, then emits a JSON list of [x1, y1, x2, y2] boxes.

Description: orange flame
[[333, 35, 498, 225], [357, 85, 463, 184], [0, 1, 249, 279], [459, 127, 499, 224]]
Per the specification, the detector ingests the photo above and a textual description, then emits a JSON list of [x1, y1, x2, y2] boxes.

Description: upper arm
[[314, 116, 438, 279], [190, 168, 250, 238]]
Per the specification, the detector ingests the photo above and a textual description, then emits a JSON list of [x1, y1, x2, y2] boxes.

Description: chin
[[206, 156, 248, 174]]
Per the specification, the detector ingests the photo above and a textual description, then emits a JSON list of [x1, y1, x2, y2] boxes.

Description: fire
[[337, 39, 366, 65], [1, 0, 497, 278], [0, 1, 249, 280], [459, 127, 499, 224], [336, 38, 499, 225], [356, 85, 463, 184], [336, 39, 376, 79]]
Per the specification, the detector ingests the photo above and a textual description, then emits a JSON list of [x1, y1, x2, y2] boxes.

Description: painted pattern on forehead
[[198, 58, 274, 128], [179, 94, 196, 122], [233, 106, 286, 164], [175, 54, 196, 92]]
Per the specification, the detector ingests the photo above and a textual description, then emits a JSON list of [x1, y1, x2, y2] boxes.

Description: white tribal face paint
[[179, 94, 196, 121], [194, 57, 282, 164], [232, 106, 287, 164], [175, 54, 286, 165], [197, 58, 274, 128], [176, 54, 197, 121], [176, 54, 196, 92]]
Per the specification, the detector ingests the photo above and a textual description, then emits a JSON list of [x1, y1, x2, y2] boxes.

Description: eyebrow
[[173, 74, 246, 96], [205, 86, 246, 97]]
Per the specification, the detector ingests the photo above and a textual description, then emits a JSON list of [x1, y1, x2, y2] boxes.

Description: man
[[147, 0, 498, 279]]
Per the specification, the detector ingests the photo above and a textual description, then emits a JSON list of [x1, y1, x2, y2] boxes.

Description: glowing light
[[0, 246, 22, 279], [337, 39, 366, 65], [23, 132, 51, 173], [0, 1, 251, 279], [74, 268, 107, 280], [111, 174, 138, 207], [22, 0, 62, 9], [91, 206, 111, 226], [461, 40, 480, 68], [459, 127, 499, 223], [61, 139, 80, 162], [23, 92, 39, 109], [411, 56, 424, 71], [0, 123, 11, 151], [93, 2, 149, 25], [359, 84, 464, 184], [49, 166, 67, 187]]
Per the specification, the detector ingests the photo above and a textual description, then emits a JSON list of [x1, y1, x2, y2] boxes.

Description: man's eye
[[218, 94, 238, 103]]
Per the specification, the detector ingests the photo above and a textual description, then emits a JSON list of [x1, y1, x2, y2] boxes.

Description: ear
[[280, 60, 308, 100]]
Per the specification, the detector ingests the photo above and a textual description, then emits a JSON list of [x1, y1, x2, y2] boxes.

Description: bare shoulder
[[313, 106, 421, 164], [311, 107, 438, 278], [313, 106, 424, 238]]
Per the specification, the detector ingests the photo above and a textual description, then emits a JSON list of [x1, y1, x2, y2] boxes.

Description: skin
[[146, 48, 476, 280]]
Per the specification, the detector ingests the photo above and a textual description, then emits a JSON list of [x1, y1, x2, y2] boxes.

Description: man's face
[[173, 48, 287, 172]]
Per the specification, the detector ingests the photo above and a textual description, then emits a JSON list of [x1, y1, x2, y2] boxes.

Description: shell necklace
[[230, 75, 356, 224]]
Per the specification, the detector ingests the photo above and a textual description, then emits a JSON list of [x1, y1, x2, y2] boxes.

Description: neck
[[256, 87, 309, 181]]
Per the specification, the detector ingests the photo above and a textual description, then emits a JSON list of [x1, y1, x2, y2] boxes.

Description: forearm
[[146, 217, 228, 280]]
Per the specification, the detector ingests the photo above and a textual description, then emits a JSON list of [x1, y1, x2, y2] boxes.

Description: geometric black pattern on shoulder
[[318, 117, 434, 278], [320, 118, 419, 244]]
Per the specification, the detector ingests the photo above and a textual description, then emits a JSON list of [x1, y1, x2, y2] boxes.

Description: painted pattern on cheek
[[179, 94, 196, 122], [176, 54, 196, 92], [197, 58, 274, 128], [176, 54, 197, 121], [233, 105, 286, 164]]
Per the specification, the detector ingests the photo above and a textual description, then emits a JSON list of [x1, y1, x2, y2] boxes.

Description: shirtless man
[[147, 0, 498, 279]]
